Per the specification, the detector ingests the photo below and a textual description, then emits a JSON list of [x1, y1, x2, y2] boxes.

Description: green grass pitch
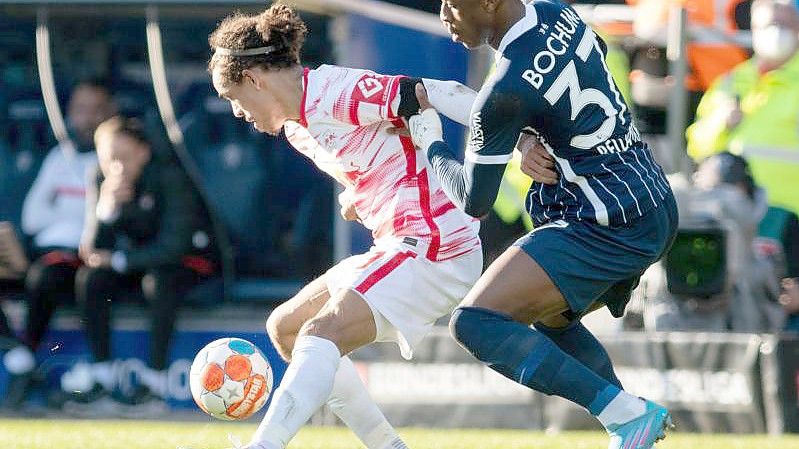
[[2, 419, 798, 449]]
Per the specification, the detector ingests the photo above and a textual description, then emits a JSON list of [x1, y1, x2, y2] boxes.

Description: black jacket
[[84, 157, 216, 273]]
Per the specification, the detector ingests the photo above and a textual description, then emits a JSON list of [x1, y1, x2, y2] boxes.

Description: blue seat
[[0, 143, 14, 223], [231, 278, 303, 302], [176, 82, 335, 301], [192, 140, 278, 276], [113, 82, 156, 120], [267, 133, 334, 280], [178, 83, 260, 155]]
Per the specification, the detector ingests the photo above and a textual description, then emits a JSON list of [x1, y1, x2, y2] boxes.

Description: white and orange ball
[[189, 338, 273, 420]]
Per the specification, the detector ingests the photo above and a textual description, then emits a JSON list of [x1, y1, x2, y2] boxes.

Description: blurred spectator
[[66, 116, 216, 415], [642, 153, 784, 332], [687, 0, 799, 216], [631, 0, 751, 90], [757, 204, 799, 331], [782, 278, 799, 332], [628, 0, 752, 132], [628, 45, 672, 134], [1, 79, 116, 410], [760, 208, 799, 281]]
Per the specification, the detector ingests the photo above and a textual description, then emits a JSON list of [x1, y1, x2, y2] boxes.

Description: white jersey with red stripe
[[284, 64, 480, 262]]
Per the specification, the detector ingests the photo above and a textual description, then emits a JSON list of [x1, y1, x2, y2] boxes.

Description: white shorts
[[325, 240, 482, 359]]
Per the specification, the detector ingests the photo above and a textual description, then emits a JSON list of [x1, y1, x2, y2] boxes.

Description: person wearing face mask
[[1, 78, 116, 412], [687, 0, 799, 217]]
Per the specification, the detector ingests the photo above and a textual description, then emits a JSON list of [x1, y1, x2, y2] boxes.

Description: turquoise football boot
[[606, 400, 674, 449]]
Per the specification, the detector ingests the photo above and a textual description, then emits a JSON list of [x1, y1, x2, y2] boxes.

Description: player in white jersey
[[205, 5, 510, 449]]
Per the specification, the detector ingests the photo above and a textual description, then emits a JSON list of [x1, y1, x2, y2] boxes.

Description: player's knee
[[264, 312, 281, 341], [449, 306, 509, 360], [449, 307, 470, 347], [297, 314, 335, 341], [265, 308, 295, 351]]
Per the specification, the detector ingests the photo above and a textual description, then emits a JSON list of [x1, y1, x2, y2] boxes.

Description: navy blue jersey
[[428, 0, 672, 227]]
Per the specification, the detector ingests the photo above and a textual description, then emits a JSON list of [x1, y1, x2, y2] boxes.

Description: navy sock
[[450, 306, 620, 415], [534, 320, 622, 389]]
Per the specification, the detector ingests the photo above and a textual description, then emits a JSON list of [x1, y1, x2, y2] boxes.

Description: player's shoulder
[[529, 0, 575, 21], [307, 64, 352, 87], [312, 64, 385, 81], [310, 64, 400, 98], [474, 58, 528, 119], [310, 64, 350, 82], [524, 0, 581, 24], [500, 0, 582, 54]]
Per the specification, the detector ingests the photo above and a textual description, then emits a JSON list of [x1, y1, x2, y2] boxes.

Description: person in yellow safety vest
[[481, 135, 559, 266], [494, 152, 534, 231], [603, 35, 633, 108], [481, 142, 535, 266], [686, 0, 799, 215]]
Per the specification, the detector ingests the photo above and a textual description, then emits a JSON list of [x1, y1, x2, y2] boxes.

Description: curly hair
[[208, 3, 307, 86]]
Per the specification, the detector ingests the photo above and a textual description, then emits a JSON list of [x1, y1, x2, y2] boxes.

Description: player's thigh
[[266, 275, 331, 343], [299, 288, 377, 356], [460, 246, 570, 325]]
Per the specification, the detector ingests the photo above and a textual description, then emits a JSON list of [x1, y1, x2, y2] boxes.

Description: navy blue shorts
[[514, 195, 678, 318]]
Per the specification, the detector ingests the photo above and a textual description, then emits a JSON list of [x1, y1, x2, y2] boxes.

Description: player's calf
[[450, 306, 652, 434], [534, 320, 622, 389]]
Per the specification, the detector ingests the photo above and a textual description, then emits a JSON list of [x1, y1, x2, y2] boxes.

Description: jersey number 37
[[543, 28, 626, 150]]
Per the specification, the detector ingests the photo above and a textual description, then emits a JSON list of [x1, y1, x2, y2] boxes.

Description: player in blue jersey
[[406, 1, 678, 448]]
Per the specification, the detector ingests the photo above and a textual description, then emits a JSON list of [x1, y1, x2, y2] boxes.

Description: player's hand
[[408, 83, 443, 152], [338, 190, 360, 222], [517, 134, 558, 185], [85, 249, 112, 268], [340, 201, 360, 222], [386, 121, 411, 137]]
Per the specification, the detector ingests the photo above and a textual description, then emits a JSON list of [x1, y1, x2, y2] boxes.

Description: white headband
[[214, 45, 277, 57]]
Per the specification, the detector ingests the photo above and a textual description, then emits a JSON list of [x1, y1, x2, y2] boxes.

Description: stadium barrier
[[349, 330, 799, 434], [5, 316, 798, 434]]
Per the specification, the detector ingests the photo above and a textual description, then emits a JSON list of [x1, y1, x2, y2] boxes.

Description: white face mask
[[753, 25, 799, 62]]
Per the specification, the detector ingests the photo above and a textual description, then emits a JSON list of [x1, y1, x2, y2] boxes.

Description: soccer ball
[[190, 338, 273, 420]]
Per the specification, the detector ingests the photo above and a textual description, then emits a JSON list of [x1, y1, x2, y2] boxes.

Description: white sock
[[60, 362, 93, 393], [250, 336, 340, 449], [327, 357, 408, 449], [140, 367, 166, 396], [91, 361, 115, 391], [3, 346, 35, 375], [596, 391, 647, 428]]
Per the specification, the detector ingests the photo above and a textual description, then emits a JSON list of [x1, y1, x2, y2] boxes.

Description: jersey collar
[[496, 4, 538, 59]]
